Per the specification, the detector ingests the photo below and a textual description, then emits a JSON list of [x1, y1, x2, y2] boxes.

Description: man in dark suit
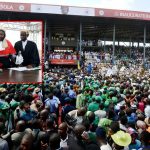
[[14, 31, 40, 68]]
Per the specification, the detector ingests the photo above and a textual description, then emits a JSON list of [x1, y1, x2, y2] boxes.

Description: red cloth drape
[[0, 39, 16, 56]]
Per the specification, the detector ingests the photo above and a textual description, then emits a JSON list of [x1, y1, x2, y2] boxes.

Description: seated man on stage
[[0, 29, 16, 68], [14, 31, 40, 68]]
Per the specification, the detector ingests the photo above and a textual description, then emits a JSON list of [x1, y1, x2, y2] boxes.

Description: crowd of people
[[44, 64, 150, 150], [0, 62, 150, 150], [82, 45, 150, 63]]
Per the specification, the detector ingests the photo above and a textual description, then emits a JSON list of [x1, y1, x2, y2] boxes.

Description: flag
[[77, 61, 81, 70]]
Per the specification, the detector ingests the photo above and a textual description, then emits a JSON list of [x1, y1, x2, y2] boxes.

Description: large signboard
[[1, 2, 150, 21], [31, 4, 94, 16], [0, 2, 31, 12], [95, 8, 150, 21], [49, 53, 78, 65], [50, 59, 77, 65]]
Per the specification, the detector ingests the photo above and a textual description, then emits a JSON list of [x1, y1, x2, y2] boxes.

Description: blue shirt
[[20, 109, 37, 121], [87, 64, 92, 73], [129, 140, 141, 150], [68, 90, 76, 99], [45, 98, 57, 113]]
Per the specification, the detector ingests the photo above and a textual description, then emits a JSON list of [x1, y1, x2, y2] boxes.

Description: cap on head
[[96, 127, 106, 139]]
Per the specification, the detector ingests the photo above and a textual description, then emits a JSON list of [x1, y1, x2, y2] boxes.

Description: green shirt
[[88, 102, 99, 112], [76, 93, 85, 108], [98, 118, 112, 130]]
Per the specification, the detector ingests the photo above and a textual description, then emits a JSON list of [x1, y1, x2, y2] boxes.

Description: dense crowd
[[44, 66, 150, 150], [82, 45, 150, 62], [0, 65, 150, 150]]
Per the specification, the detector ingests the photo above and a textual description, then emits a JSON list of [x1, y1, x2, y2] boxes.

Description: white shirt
[[68, 109, 83, 124], [68, 55, 72, 60], [22, 40, 27, 50], [120, 123, 127, 132], [0, 41, 5, 51], [145, 105, 150, 117], [53, 96, 60, 105], [60, 135, 68, 149], [73, 55, 77, 60], [94, 110, 106, 119], [100, 143, 112, 150]]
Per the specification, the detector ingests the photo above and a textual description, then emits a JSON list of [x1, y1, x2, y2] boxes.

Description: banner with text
[[0, 2, 31, 12], [95, 8, 150, 21], [50, 59, 77, 65]]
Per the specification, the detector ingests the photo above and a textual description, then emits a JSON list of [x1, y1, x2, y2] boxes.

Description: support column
[[129, 37, 131, 59], [138, 41, 139, 49], [104, 38, 106, 63], [48, 30, 51, 52], [44, 20, 47, 62], [76, 29, 79, 52], [118, 41, 119, 46], [143, 25, 146, 65], [104, 38, 106, 52], [113, 24, 116, 64], [79, 22, 82, 61]]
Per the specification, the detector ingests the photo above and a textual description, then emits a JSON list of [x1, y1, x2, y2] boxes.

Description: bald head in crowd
[[16, 120, 26, 132], [19, 133, 33, 150], [40, 109, 49, 121], [74, 124, 86, 139], [77, 107, 87, 116], [58, 122, 68, 138], [49, 132, 61, 150]]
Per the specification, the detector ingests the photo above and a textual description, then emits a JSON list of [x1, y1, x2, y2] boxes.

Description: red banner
[[0, 2, 31, 12], [95, 8, 150, 21], [1, 2, 150, 21], [50, 59, 77, 65]]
